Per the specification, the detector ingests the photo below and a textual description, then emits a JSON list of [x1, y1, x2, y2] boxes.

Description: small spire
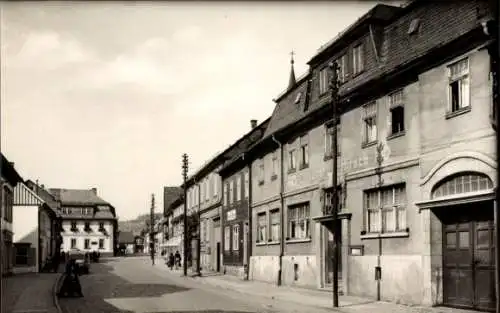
[[288, 50, 296, 90]]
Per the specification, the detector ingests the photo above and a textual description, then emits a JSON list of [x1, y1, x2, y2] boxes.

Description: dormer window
[[319, 67, 329, 95], [353, 44, 364, 75]]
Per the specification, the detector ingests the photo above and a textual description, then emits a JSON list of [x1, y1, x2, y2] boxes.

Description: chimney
[[250, 119, 258, 129], [91, 188, 97, 195]]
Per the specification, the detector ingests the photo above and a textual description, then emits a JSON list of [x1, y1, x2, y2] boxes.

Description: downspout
[[241, 152, 252, 280], [272, 135, 285, 286]]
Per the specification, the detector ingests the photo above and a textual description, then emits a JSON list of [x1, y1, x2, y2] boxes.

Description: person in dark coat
[[167, 253, 175, 270], [174, 251, 181, 270], [58, 259, 83, 298]]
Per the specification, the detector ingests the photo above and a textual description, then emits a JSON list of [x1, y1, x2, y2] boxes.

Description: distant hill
[[118, 213, 163, 236]]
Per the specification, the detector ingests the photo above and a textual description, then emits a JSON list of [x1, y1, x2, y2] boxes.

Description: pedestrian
[[58, 259, 84, 298], [174, 250, 181, 270], [167, 252, 175, 270]]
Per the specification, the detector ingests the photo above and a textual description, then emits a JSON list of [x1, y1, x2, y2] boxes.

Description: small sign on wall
[[349, 245, 364, 256], [226, 209, 236, 221]]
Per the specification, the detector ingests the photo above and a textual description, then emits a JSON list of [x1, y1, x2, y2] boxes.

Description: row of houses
[[162, 1, 498, 311], [0, 153, 118, 275]]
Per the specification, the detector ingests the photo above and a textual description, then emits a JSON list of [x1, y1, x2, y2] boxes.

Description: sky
[[1, 1, 394, 221]]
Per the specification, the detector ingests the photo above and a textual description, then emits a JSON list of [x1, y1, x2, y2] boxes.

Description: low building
[[118, 231, 135, 255], [164, 197, 185, 258], [1, 154, 23, 276], [49, 188, 118, 257], [12, 181, 61, 273]]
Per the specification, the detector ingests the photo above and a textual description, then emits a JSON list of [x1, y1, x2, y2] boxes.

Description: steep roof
[[163, 186, 183, 214], [49, 188, 109, 206], [1, 153, 23, 186]]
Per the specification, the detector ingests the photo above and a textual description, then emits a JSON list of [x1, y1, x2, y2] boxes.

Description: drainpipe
[[241, 153, 252, 280], [272, 135, 285, 286]]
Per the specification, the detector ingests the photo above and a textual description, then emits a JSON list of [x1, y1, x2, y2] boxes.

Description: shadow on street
[[58, 263, 192, 313]]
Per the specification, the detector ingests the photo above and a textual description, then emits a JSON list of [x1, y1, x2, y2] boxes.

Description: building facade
[[164, 198, 185, 258], [49, 188, 117, 257], [240, 0, 496, 310], [1, 155, 23, 276]]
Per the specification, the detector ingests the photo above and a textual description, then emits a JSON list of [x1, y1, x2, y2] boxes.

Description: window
[[364, 184, 406, 233], [232, 224, 240, 251], [353, 44, 364, 74], [288, 203, 310, 240], [224, 183, 228, 206], [205, 179, 209, 201], [83, 208, 93, 215], [84, 239, 90, 249], [257, 212, 267, 243], [258, 160, 265, 184], [214, 176, 219, 198], [200, 184, 204, 204], [432, 172, 493, 199], [363, 102, 377, 144], [2, 186, 13, 222], [288, 149, 297, 171], [71, 221, 78, 232], [236, 176, 241, 201], [448, 58, 470, 113], [71, 238, 77, 249], [319, 67, 329, 95], [271, 152, 278, 178], [299, 135, 309, 168], [337, 54, 347, 83], [224, 226, 231, 251], [99, 239, 104, 249], [99, 222, 105, 231], [408, 18, 420, 35], [325, 123, 341, 157], [229, 180, 234, 204], [244, 171, 249, 199], [84, 222, 91, 232], [209, 176, 214, 199], [389, 90, 405, 135], [270, 210, 280, 242]]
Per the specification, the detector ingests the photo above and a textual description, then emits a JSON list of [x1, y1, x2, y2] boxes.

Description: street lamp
[[328, 60, 341, 308]]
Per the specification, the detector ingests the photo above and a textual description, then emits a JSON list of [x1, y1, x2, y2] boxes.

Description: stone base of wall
[[348, 255, 424, 305], [224, 265, 245, 279], [99, 252, 114, 258], [13, 266, 36, 274], [250, 255, 319, 288], [250, 255, 280, 284]]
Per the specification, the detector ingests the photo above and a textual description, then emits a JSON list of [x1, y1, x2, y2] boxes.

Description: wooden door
[[442, 204, 496, 311], [326, 221, 342, 285]]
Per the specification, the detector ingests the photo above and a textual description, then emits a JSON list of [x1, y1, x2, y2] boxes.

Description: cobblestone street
[[58, 257, 333, 313]]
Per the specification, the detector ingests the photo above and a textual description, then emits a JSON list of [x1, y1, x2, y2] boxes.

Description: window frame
[[71, 238, 77, 249], [447, 57, 470, 114], [319, 67, 329, 96], [270, 209, 280, 242], [287, 203, 311, 240], [352, 44, 365, 75], [364, 184, 407, 234], [258, 160, 265, 185], [256, 212, 267, 243], [362, 102, 378, 146], [271, 152, 278, 179], [98, 239, 104, 249], [229, 180, 234, 205], [224, 226, 231, 251], [299, 135, 309, 169], [337, 54, 348, 83], [244, 171, 249, 199], [389, 90, 405, 137], [288, 149, 297, 171], [232, 224, 240, 251]]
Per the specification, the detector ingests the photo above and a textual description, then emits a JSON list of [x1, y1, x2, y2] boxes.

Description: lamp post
[[182, 153, 189, 277], [328, 60, 340, 308]]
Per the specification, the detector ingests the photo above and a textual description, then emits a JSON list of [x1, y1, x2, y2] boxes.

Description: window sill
[[387, 131, 405, 141], [271, 174, 278, 181], [360, 231, 409, 240], [361, 141, 377, 149], [324, 153, 340, 161], [288, 168, 296, 174], [299, 163, 309, 170], [352, 69, 365, 78], [286, 238, 312, 244], [445, 106, 471, 119], [258, 180, 264, 186], [256, 242, 267, 246]]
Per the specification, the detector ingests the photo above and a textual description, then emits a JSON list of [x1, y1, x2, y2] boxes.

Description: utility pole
[[150, 193, 155, 266], [328, 60, 340, 308], [182, 153, 189, 277]]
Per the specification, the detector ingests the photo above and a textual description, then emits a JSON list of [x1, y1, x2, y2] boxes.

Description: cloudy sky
[[1, 1, 389, 221]]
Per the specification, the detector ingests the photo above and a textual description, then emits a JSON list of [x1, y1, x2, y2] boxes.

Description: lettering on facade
[[226, 209, 236, 221]]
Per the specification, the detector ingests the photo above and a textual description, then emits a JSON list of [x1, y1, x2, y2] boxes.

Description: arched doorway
[[432, 172, 496, 311]]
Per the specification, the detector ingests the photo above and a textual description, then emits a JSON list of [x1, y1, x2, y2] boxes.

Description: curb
[[52, 273, 64, 313]]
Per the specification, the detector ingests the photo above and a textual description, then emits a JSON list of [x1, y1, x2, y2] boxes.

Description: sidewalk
[[1, 272, 61, 313], [177, 269, 479, 313]]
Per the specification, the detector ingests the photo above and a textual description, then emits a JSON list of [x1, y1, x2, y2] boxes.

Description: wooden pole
[[182, 153, 189, 276]]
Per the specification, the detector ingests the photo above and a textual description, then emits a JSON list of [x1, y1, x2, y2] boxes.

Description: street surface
[[58, 256, 335, 313]]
